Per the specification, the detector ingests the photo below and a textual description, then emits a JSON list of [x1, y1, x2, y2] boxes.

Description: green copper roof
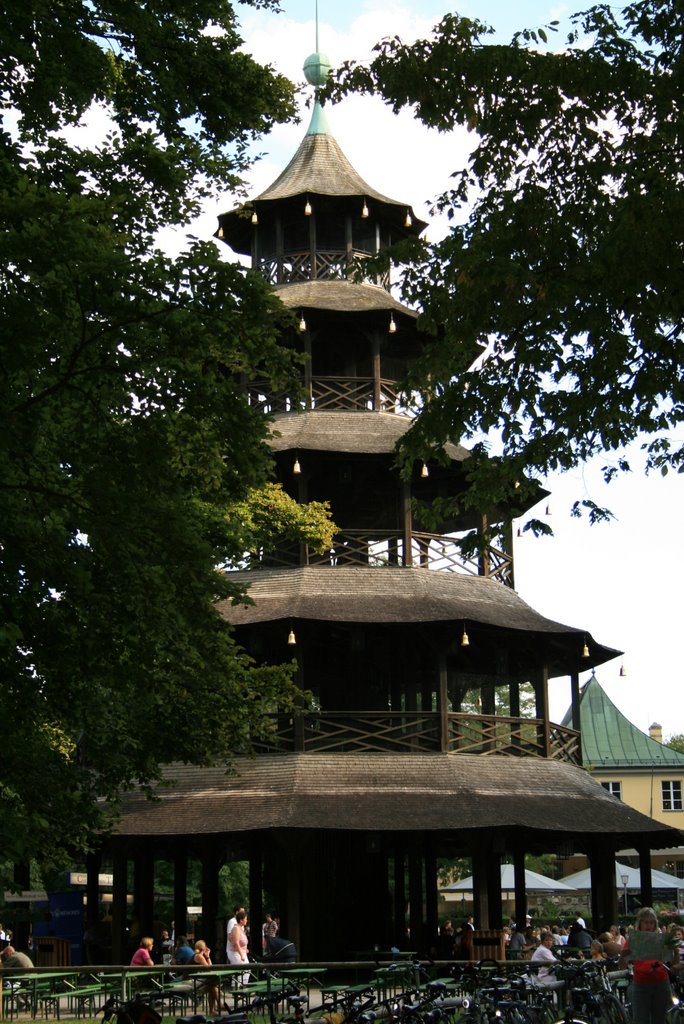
[[563, 674, 684, 767], [306, 99, 331, 136]]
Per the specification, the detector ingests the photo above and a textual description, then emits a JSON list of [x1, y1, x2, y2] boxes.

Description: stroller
[[261, 935, 297, 963]]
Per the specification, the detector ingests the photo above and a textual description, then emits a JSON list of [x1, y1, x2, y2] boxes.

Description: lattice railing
[[258, 250, 390, 288], [250, 711, 581, 764], [245, 376, 406, 415], [248, 529, 514, 585]]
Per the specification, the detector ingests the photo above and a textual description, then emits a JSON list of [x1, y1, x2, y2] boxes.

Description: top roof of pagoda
[[254, 100, 420, 215], [563, 673, 684, 767]]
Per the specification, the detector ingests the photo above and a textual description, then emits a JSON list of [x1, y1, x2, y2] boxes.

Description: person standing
[[620, 907, 679, 1024], [226, 905, 244, 961], [227, 910, 250, 984]]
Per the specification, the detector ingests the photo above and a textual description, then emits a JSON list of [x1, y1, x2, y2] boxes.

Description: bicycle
[[550, 960, 630, 1024]]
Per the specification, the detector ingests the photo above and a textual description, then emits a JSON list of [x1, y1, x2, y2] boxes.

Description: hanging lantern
[[304, 199, 312, 216], [293, 458, 302, 475], [288, 628, 297, 645], [582, 639, 590, 658], [388, 314, 397, 334], [361, 200, 369, 219], [251, 210, 258, 225], [405, 210, 412, 228], [217, 225, 224, 239], [298, 315, 307, 333], [421, 463, 429, 478], [461, 625, 470, 648]]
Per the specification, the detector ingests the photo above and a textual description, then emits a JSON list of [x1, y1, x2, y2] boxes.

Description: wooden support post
[[111, 848, 128, 964], [588, 842, 618, 933], [472, 840, 490, 930], [513, 847, 527, 929], [173, 847, 188, 941], [134, 847, 155, 939], [408, 844, 424, 952], [402, 483, 413, 566], [637, 841, 653, 908], [425, 836, 438, 955], [393, 843, 407, 948], [249, 844, 263, 960], [372, 336, 381, 411], [535, 665, 551, 758], [200, 843, 220, 954], [439, 654, 449, 752]]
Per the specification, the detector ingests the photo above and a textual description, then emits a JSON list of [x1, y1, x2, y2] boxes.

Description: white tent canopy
[[441, 864, 576, 894], [562, 861, 684, 890]]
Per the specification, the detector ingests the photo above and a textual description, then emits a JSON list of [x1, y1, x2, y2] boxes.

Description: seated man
[[530, 932, 560, 986], [0, 945, 35, 1010]]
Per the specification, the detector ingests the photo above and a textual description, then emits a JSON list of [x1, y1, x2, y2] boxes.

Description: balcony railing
[[258, 249, 390, 289], [251, 711, 581, 764], [246, 376, 406, 414], [248, 530, 514, 587]]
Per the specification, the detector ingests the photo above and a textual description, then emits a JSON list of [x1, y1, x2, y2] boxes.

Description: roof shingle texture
[[114, 753, 676, 841], [218, 565, 604, 636], [268, 411, 469, 461], [256, 132, 410, 208], [273, 280, 418, 316]]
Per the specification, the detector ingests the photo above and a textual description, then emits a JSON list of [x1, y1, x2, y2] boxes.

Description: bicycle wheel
[[600, 994, 628, 1024]]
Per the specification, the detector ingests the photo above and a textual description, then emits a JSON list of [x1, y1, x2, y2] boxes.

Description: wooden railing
[[249, 530, 514, 587], [246, 376, 405, 414], [252, 711, 581, 764], [258, 249, 390, 288]]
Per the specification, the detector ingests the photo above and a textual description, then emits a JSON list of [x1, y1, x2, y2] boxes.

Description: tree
[[0, 1, 306, 887], [666, 734, 684, 754], [333, 0, 684, 524]]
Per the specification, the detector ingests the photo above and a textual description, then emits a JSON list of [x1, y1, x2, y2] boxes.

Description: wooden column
[[85, 850, 101, 938], [200, 842, 220, 953], [570, 670, 581, 730], [393, 843, 407, 947], [486, 848, 503, 930], [637, 841, 653, 908], [249, 843, 263, 959], [134, 846, 155, 939], [471, 839, 490, 929], [513, 846, 527, 929], [439, 654, 449, 752], [371, 335, 381, 410], [402, 482, 413, 566], [408, 842, 424, 951], [588, 841, 618, 932], [173, 848, 188, 940], [535, 665, 551, 758], [111, 848, 128, 964], [425, 836, 439, 956]]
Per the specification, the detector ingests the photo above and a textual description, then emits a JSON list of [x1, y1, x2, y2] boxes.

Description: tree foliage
[[666, 734, 684, 754], [0, 1, 304, 886], [333, 0, 684, 520]]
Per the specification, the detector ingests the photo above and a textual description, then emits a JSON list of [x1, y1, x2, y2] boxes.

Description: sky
[[205, 0, 684, 737]]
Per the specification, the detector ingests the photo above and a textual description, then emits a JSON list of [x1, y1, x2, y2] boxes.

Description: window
[[661, 781, 683, 811], [601, 781, 622, 800], [675, 861, 684, 879]]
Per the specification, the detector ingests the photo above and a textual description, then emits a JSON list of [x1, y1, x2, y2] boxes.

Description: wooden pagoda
[[102, 56, 679, 963]]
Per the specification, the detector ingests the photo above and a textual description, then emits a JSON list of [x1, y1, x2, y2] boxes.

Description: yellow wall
[[591, 767, 684, 829]]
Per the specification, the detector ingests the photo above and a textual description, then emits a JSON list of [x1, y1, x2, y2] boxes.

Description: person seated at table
[[172, 936, 195, 965], [529, 931, 560, 986], [193, 940, 219, 1014], [130, 936, 155, 967], [0, 945, 34, 1010]]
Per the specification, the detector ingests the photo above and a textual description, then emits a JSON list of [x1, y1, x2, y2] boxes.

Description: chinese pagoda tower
[[109, 52, 676, 962]]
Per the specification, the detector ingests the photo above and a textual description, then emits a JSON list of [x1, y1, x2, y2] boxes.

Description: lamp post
[[621, 873, 629, 916]]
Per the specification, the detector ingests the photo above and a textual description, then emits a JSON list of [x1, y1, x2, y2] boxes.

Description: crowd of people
[[439, 908, 683, 1024]]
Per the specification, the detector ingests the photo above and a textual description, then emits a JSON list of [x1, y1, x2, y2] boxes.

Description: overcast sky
[[208, 0, 684, 738]]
